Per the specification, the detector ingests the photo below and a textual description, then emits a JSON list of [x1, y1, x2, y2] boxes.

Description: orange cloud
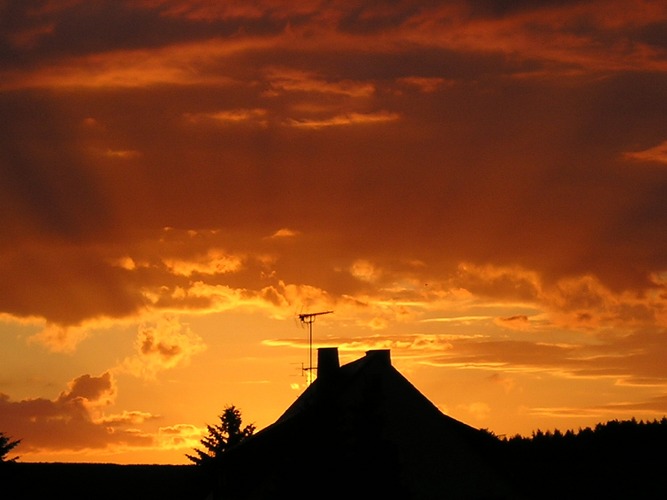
[[624, 140, 667, 165], [402, 0, 667, 75], [0, 372, 154, 453], [349, 259, 381, 283], [120, 316, 206, 379], [184, 109, 269, 127], [102, 149, 143, 159], [0, 38, 264, 90], [269, 228, 299, 238], [495, 315, 533, 331], [397, 76, 453, 93], [457, 401, 491, 422], [163, 249, 244, 276], [98, 410, 157, 426], [286, 111, 400, 129], [57, 372, 117, 414], [28, 323, 92, 353], [265, 67, 376, 97], [0, 365, 202, 459]]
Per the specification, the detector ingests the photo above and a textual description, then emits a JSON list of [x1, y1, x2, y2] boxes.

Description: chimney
[[317, 347, 339, 381], [365, 349, 391, 366]]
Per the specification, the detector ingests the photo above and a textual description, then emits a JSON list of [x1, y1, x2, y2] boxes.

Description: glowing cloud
[[397, 76, 452, 93], [349, 259, 381, 283], [269, 228, 299, 238], [286, 111, 400, 129], [28, 323, 92, 353], [163, 250, 244, 276], [265, 67, 376, 97], [0, 372, 154, 454], [120, 316, 206, 379], [58, 372, 117, 410], [184, 109, 269, 127], [102, 149, 143, 159], [624, 140, 667, 165], [495, 315, 533, 331]]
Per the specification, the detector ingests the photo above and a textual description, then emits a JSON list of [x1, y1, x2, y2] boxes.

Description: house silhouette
[[208, 348, 520, 499]]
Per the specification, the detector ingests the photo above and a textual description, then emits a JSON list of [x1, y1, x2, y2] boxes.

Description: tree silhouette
[[0, 432, 20, 463], [186, 405, 255, 466], [490, 417, 667, 499]]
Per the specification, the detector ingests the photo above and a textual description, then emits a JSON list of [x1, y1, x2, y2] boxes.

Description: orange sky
[[1, 0, 667, 464]]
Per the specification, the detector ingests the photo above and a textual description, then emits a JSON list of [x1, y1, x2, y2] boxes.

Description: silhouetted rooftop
[[210, 347, 519, 500]]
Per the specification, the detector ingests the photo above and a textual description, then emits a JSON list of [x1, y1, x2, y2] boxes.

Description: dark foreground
[[1, 462, 210, 500], [3, 418, 667, 500], [1, 453, 666, 500]]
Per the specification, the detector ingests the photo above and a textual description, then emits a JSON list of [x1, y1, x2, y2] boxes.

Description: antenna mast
[[298, 310, 333, 384]]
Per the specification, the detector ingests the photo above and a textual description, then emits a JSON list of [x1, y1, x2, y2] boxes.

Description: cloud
[[542, 275, 665, 331], [58, 372, 117, 409], [624, 140, 667, 165], [286, 111, 400, 129], [0, 44, 256, 90], [156, 423, 203, 451], [0, 367, 202, 457], [457, 401, 491, 422], [265, 67, 376, 97], [269, 228, 299, 238], [184, 109, 269, 127], [527, 397, 667, 422], [98, 410, 158, 426], [263, 333, 458, 356], [397, 76, 453, 93], [487, 373, 518, 394], [0, 244, 144, 327], [28, 323, 92, 353], [422, 316, 493, 324], [4, 1, 667, 83], [349, 259, 381, 283], [401, 0, 667, 74], [120, 316, 207, 379], [494, 315, 533, 331], [102, 148, 143, 159], [263, 323, 667, 393], [163, 249, 244, 276], [0, 372, 154, 453]]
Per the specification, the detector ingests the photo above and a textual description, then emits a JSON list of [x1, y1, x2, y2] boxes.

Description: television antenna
[[298, 310, 333, 384]]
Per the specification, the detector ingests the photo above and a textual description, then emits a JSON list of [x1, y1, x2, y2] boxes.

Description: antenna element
[[298, 310, 333, 384]]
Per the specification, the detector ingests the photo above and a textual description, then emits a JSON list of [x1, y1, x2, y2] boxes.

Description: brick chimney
[[317, 347, 340, 381]]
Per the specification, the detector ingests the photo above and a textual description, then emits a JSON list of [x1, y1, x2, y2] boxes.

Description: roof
[[212, 348, 520, 500]]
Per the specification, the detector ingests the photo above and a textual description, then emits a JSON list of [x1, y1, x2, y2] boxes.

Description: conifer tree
[[186, 405, 255, 466], [0, 432, 20, 463]]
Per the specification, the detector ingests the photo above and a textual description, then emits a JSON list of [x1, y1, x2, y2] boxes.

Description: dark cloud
[[634, 20, 667, 49], [0, 372, 153, 452], [0, 245, 144, 325], [0, 91, 116, 242], [0, 0, 290, 70], [58, 372, 114, 404], [335, 1, 431, 34], [467, 0, 591, 19], [0, 0, 665, 327], [423, 329, 667, 385]]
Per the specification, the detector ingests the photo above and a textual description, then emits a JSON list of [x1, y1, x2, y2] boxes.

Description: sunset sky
[[1, 0, 667, 465]]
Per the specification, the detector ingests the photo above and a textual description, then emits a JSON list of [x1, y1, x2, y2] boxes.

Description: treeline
[[484, 418, 667, 499]]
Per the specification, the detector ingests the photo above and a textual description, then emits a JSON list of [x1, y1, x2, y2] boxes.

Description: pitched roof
[[214, 348, 519, 500]]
